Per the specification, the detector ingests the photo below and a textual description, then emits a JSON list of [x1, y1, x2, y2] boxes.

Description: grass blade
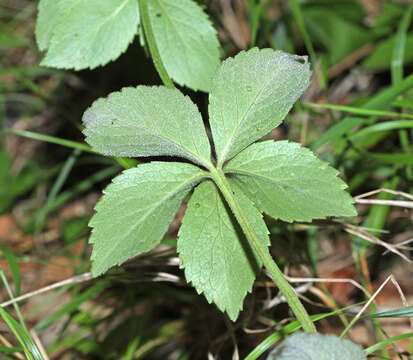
[[364, 332, 413, 355], [6, 129, 137, 169], [247, 0, 262, 47], [351, 120, 413, 140], [35, 149, 81, 234], [35, 280, 108, 331], [363, 306, 413, 319], [391, 3, 413, 84], [367, 153, 413, 165], [311, 72, 413, 150], [290, 0, 326, 90], [0, 245, 21, 296], [7, 128, 94, 153], [0, 307, 43, 360], [310, 117, 363, 151], [307, 103, 413, 119]]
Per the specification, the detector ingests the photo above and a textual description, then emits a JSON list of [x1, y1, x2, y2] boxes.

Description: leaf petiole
[[139, 0, 175, 89], [210, 167, 316, 333]]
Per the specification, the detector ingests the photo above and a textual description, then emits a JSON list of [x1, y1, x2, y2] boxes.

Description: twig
[[149, 272, 181, 283], [354, 188, 413, 208], [340, 275, 412, 337], [355, 188, 413, 201], [0, 272, 93, 308], [334, 220, 412, 263], [355, 199, 413, 208], [340, 275, 393, 337], [285, 275, 370, 297], [242, 325, 273, 334], [388, 276, 413, 331], [262, 283, 312, 309], [383, 238, 413, 255], [30, 328, 50, 360]]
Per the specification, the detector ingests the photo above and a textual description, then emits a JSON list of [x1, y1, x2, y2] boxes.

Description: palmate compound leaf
[[147, 0, 220, 92], [209, 48, 312, 165], [226, 140, 357, 222], [37, 0, 140, 70], [178, 180, 270, 321], [89, 162, 206, 276], [267, 333, 366, 360], [82, 86, 212, 168]]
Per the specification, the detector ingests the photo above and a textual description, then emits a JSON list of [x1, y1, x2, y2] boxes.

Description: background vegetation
[[1, 0, 413, 358]]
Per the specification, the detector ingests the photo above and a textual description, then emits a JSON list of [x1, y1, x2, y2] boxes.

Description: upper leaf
[[226, 140, 357, 222], [89, 162, 205, 276], [267, 333, 366, 360], [35, 0, 77, 51], [209, 48, 311, 165], [178, 180, 269, 321], [82, 86, 212, 168], [38, 0, 140, 70], [147, 0, 220, 92]]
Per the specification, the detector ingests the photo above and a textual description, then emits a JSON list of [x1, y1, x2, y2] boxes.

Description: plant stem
[[290, 0, 326, 91], [139, 0, 175, 89], [210, 168, 316, 333]]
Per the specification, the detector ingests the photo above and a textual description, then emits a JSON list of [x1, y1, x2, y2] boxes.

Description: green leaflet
[[35, 0, 79, 51], [82, 86, 212, 168], [35, 0, 220, 92], [226, 140, 356, 222], [178, 180, 269, 321], [38, 0, 140, 70], [89, 162, 206, 276], [267, 333, 366, 360], [148, 0, 220, 92], [209, 48, 311, 165]]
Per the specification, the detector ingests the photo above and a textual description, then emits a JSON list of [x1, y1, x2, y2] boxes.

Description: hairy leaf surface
[[35, 0, 78, 51], [83, 86, 212, 167], [226, 141, 356, 222], [148, 0, 220, 92], [267, 333, 366, 360], [90, 162, 205, 276], [178, 180, 269, 320], [209, 48, 312, 164], [39, 0, 140, 70]]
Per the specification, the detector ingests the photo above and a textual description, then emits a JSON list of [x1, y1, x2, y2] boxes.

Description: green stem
[[210, 168, 316, 333], [139, 0, 174, 89], [290, 0, 326, 91], [6, 128, 137, 169]]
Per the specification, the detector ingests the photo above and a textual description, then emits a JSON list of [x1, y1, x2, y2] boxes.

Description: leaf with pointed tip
[[209, 48, 312, 164], [267, 333, 366, 360], [148, 0, 220, 92], [178, 180, 269, 320], [38, 0, 140, 70], [226, 141, 356, 222], [82, 86, 212, 168], [90, 162, 205, 276]]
